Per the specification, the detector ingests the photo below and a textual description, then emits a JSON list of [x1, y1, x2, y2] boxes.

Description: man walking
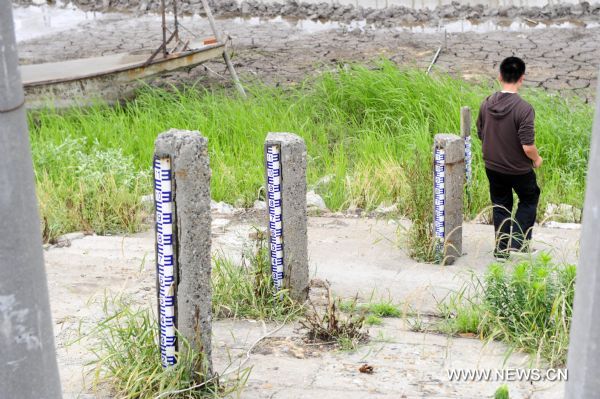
[[476, 56, 542, 259]]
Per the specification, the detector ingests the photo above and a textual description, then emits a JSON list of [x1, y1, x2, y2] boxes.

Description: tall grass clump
[[33, 137, 151, 241], [88, 298, 222, 399], [30, 61, 593, 241], [212, 231, 303, 321], [440, 253, 576, 366]]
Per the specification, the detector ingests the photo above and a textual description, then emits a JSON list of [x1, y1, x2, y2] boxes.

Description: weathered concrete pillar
[[433, 134, 465, 265], [565, 73, 600, 398], [154, 130, 212, 374], [461, 106, 472, 185], [0, 4, 63, 398], [264, 133, 309, 303]]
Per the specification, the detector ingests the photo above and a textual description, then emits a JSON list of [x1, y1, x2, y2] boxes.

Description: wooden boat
[[21, 41, 226, 108], [20, 0, 244, 108]]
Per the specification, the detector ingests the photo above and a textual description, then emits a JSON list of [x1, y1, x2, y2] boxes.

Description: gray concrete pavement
[[45, 213, 579, 398]]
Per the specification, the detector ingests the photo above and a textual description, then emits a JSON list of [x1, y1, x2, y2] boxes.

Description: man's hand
[[523, 144, 542, 169]]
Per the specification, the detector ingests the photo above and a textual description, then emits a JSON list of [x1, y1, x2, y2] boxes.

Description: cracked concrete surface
[[47, 213, 579, 398]]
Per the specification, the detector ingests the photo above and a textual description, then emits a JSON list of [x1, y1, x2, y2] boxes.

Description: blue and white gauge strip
[[434, 148, 446, 256], [154, 157, 177, 368], [465, 135, 472, 185], [266, 145, 284, 292]]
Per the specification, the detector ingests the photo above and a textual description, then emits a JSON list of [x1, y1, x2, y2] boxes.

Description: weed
[[363, 301, 402, 318], [365, 314, 383, 326], [339, 297, 401, 324], [87, 298, 224, 399], [494, 384, 510, 399], [440, 253, 576, 366], [301, 286, 368, 351], [34, 138, 150, 242], [211, 230, 303, 321], [30, 63, 592, 241]]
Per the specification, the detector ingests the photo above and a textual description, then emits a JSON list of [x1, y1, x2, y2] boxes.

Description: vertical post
[[461, 106, 472, 186], [564, 74, 600, 398], [433, 134, 465, 265], [154, 130, 212, 375], [0, 4, 62, 398], [200, 0, 247, 98], [264, 133, 309, 303], [160, 0, 167, 57]]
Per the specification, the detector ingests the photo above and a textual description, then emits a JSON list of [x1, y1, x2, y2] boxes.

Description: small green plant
[[365, 314, 383, 326], [339, 298, 401, 325], [211, 230, 303, 321], [338, 299, 358, 313], [441, 253, 576, 366], [364, 301, 402, 318], [494, 384, 510, 399], [87, 298, 223, 399]]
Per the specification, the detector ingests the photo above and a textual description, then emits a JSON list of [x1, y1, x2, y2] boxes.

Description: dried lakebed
[[15, 5, 600, 101]]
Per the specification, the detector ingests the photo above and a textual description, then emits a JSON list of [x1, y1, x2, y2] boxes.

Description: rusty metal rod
[[201, 0, 246, 97], [145, 31, 177, 66], [173, 0, 180, 43], [161, 0, 167, 57]]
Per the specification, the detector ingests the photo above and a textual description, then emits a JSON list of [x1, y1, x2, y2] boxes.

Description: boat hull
[[22, 43, 225, 108]]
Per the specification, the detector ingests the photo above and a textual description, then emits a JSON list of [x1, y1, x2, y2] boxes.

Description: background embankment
[[14, 0, 600, 26]]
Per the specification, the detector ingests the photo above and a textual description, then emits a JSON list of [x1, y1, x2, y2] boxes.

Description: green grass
[[339, 298, 402, 322], [88, 298, 226, 399], [440, 253, 576, 366], [495, 384, 510, 399], [363, 301, 402, 318], [364, 314, 383, 326], [212, 231, 303, 321], [30, 62, 593, 241]]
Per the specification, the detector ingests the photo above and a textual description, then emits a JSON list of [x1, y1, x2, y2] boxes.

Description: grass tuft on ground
[[439, 253, 576, 366], [87, 297, 224, 399], [212, 230, 303, 321], [30, 62, 592, 241]]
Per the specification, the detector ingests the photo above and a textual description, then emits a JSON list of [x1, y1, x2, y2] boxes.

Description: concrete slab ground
[[45, 214, 579, 398]]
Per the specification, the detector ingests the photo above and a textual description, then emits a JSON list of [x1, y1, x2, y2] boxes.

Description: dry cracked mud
[[15, 8, 600, 102]]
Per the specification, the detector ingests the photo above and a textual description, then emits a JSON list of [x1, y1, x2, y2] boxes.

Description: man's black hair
[[500, 57, 526, 83]]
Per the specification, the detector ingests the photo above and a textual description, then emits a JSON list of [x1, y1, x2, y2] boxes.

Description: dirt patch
[[253, 336, 333, 357]]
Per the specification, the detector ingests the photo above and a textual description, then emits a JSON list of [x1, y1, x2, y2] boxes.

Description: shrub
[[441, 253, 576, 366]]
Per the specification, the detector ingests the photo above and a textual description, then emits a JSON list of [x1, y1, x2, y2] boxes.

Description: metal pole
[[200, 0, 247, 97], [0, 2, 63, 398], [426, 46, 442, 75], [565, 71, 600, 398], [173, 0, 179, 43], [161, 0, 168, 56]]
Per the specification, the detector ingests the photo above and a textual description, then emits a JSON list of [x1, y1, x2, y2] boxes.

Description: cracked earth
[[15, 10, 600, 102]]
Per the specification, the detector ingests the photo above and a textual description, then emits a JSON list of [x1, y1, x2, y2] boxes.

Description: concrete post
[[154, 130, 212, 375], [564, 76, 600, 398], [433, 134, 465, 265], [264, 133, 309, 303], [461, 106, 472, 186], [0, 3, 63, 398]]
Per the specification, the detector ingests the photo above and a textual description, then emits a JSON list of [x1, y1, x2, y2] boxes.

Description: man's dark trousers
[[485, 168, 540, 253]]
